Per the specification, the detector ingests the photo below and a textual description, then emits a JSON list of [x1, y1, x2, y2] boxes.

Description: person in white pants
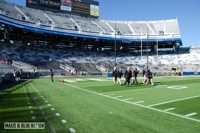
[[117, 68, 123, 85]]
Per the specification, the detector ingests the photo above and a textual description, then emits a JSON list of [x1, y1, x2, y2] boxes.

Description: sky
[[5, 0, 200, 47]]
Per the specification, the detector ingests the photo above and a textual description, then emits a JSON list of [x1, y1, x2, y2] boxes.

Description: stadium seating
[[16, 6, 50, 24], [0, 2, 21, 19], [1, 0, 199, 76], [1, 41, 200, 75], [107, 21, 133, 35], [0, 0, 180, 37]]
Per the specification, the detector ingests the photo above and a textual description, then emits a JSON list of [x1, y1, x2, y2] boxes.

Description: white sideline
[[29, 83, 55, 133], [30, 83, 40, 93], [148, 95, 200, 107], [123, 98, 133, 101], [134, 101, 144, 104], [62, 83, 200, 123], [103, 87, 160, 94], [115, 96, 123, 98], [107, 94, 115, 96], [164, 108, 175, 112], [185, 113, 197, 117]]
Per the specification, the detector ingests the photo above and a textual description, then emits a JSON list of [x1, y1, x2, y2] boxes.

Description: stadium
[[0, 0, 200, 132]]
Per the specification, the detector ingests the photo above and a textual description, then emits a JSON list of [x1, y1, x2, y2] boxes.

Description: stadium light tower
[[146, 29, 149, 69], [157, 37, 158, 65], [114, 22, 117, 67], [141, 27, 143, 60]]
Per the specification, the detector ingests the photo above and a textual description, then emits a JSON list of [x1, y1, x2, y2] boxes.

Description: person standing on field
[[15, 70, 20, 83], [142, 68, 145, 77], [117, 68, 123, 85], [148, 68, 154, 85], [132, 68, 139, 85], [124, 67, 132, 87], [112, 67, 118, 84], [50, 69, 54, 82], [143, 68, 148, 84]]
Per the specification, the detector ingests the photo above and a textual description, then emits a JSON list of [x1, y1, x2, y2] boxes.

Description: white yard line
[[185, 113, 197, 117], [123, 98, 133, 101], [148, 95, 200, 107], [94, 81, 198, 94], [29, 83, 55, 133], [103, 87, 160, 94], [62, 83, 200, 123], [107, 94, 115, 96], [115, 96, 123, 98], [69, 128, 76, 133], [62, 120, 67, 123], [83, 84, 114, 88], [134, 101, 144, 104], [55, 113, 60, 116], [164, 108, 175, 112], [30, 83, 40, 93]]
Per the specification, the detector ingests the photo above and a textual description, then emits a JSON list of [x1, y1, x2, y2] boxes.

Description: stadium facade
[[0, 0, 182, 52]]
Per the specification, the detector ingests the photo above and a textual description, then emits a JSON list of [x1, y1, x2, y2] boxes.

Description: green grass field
[[0, 76, 200, 133]]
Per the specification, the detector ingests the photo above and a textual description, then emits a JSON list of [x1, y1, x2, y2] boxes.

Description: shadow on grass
[[0, 80, 51, 133], [0, 80, 32, 99], [0, 80, 27, 91]]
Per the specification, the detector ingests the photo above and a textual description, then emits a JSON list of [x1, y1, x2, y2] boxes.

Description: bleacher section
[[16, 6, 50, 24], [1, 0, 198, 76], [0, 1, 21, 19], [1, 43, 200, 75], [49, 14, 75, 30], [107, 21, 133, 35]]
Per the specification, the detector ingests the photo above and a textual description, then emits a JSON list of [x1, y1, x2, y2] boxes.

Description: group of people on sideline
[[112, 67, 154, 86]]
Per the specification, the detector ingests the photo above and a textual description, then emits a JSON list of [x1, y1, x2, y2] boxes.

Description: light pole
[[157, 37, 158, 65], [114, 22, 117, 67], [146, 30, 149, 69], [141, 27, 142, 60]]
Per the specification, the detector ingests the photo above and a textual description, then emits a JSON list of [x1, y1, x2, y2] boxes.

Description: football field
[[0, 76, 200, 133]]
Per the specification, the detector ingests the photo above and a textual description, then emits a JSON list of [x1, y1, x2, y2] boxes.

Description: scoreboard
[[26, 0, 99, 18]]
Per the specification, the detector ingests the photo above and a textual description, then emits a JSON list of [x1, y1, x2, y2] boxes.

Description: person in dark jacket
[[112, 67, 118, 84], [143, 68, 148, 84], [147, 68, 154, 85], [117, 68, 123, 85], [15, 70, 20, 83], [132, 68, 139, 85], [50, 69, 54, 82], [142, 68, 146, 77], [124, 67, 132, 86]]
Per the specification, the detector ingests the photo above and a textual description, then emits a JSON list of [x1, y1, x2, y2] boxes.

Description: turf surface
[[0, 76, 200, 133]]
